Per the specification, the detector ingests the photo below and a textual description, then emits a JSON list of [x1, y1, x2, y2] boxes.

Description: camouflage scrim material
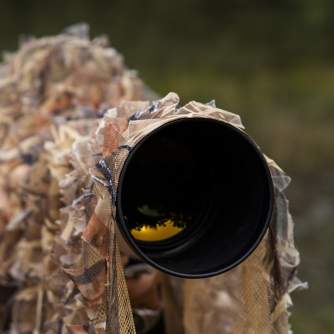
[[0, 26, 304, 334], [83, 92, 306, 334], [0, 25, 155, 333]]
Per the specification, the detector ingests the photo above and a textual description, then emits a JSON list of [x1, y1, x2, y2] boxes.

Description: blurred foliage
[[0, 1, 333, 333]]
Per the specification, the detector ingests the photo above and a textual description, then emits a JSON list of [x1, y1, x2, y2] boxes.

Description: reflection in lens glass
[[128, 204, 190, 242], [130, 220, 184, 241]]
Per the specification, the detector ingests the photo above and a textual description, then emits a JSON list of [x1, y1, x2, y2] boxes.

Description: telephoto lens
[[116, 117, 274, 278]]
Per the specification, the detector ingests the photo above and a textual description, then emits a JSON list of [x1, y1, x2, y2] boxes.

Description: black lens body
[[116, 117, 274, 278]]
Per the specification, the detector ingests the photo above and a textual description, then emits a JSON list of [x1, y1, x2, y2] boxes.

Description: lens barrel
[[116, 117, 274, 278]]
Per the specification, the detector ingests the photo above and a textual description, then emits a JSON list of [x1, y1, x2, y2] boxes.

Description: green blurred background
[[0, 1, 333, 333]]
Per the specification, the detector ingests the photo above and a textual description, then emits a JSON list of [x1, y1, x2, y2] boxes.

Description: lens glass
[[117, 118, 273, 277]]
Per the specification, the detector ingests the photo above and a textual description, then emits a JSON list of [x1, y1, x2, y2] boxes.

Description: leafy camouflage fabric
[[0, 25, 157, 333], [80, 92, 305, 334], [0, 25, 304, 334]]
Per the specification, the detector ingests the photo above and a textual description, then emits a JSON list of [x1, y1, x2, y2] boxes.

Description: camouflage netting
[[0, 25, 160, 333], [0, 25, 305, 334], [85, 92, 306, 334]]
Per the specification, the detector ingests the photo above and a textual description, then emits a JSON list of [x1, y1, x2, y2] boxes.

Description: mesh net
[[0, 25, 303, 333], [0, 25, 148, 334], [96, 93, 304, 334]]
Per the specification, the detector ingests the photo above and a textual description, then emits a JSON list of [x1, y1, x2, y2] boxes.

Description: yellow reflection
[[131, 219, 184, 242]]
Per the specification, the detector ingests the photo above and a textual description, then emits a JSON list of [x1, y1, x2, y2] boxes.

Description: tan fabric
[[90, 92, 305, 334], [0, 25, 148, 333], [0, 25, 303, 334]]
